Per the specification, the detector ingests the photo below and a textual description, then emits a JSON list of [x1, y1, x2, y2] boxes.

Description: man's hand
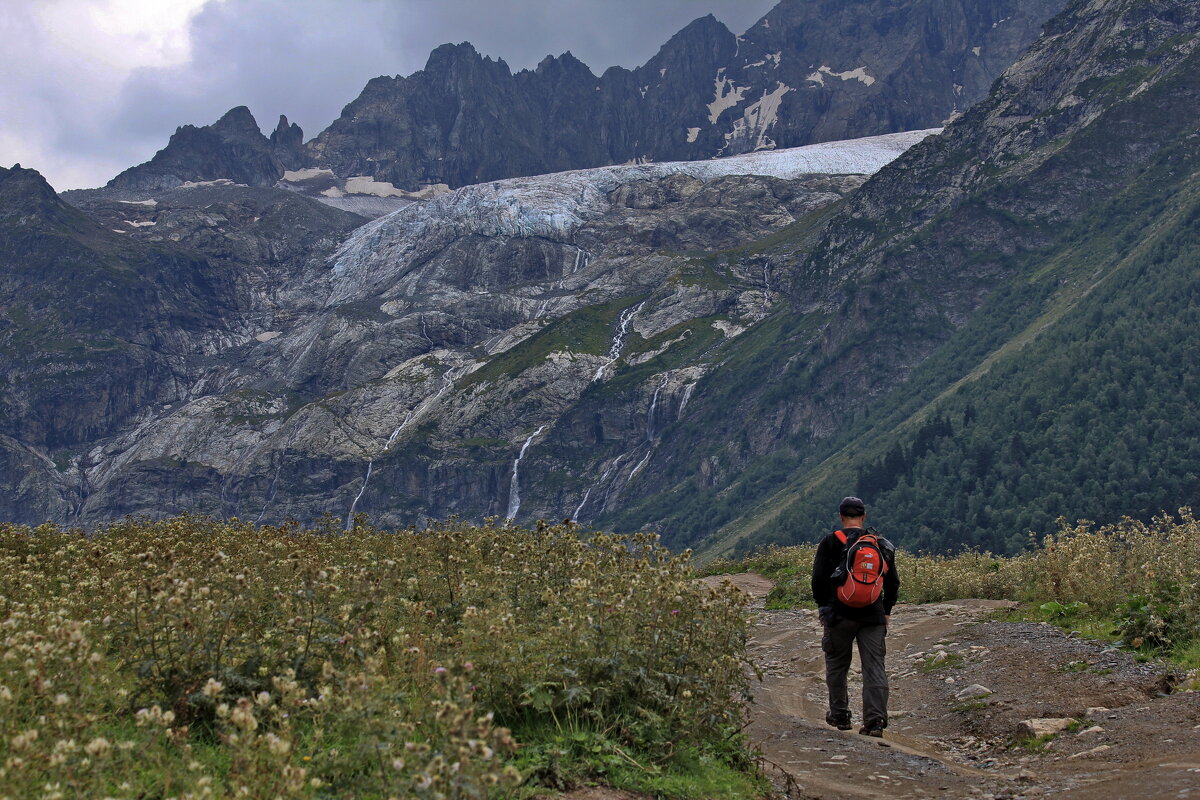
[[818, 606, 835, 626], [885, 614, 891, 628]]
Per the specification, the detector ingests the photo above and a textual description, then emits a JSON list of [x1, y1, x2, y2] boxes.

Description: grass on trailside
[[702, 511, 1200, 673]]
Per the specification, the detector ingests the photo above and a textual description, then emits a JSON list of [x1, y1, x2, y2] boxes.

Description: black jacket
[[811, 526, 899, 626]]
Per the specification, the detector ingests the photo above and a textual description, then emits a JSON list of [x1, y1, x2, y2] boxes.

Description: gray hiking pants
[[822, 617, 889, 729]]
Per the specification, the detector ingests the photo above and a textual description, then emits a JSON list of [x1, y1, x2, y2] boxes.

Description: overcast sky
[[0, 0, 778, 190]]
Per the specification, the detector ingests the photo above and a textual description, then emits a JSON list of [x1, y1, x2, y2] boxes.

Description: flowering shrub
[[896, 549, 1033, 604], [1037, 511, 1200, 649], [0, 516, 751, 799]]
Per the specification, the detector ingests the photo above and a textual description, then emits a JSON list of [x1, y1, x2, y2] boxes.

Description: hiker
[[811, 496, 899, 737]]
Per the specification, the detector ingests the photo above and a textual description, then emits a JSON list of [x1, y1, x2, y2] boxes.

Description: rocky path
[[700, 573, 1200, 800]]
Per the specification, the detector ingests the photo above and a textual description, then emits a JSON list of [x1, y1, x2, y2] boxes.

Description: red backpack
[[833, 529, 888, 608]]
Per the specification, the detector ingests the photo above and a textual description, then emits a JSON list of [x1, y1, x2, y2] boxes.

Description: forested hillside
[[725, 51, 1200, 556], [627, 0, 1200, 558]]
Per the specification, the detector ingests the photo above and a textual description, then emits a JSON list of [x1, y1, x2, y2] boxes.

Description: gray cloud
[[1, 0, 776, 190]]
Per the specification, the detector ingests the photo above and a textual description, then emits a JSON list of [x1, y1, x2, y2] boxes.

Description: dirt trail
[[700, 573, 1200, 800]]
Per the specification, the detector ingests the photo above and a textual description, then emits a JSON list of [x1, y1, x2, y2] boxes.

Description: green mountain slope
[[597, 0, 1200, 557], [721, 145, 1200, 557]]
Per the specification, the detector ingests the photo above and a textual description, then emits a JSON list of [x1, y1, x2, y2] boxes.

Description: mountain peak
[[211, 105, 262, 138], [642, 12, 736, 75], [0, 164, 59, 209], [0, 163, 100, 233], [271, 114, 304, 150], [674, 13, 730, 38], [533, 51, 596, 79], [425, 41, 484, 69]]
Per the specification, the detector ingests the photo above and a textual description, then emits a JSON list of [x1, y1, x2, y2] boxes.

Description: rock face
[[109, 0, 1062, 192], [0, 166, 364, 524], [6, 132, 928, 527]]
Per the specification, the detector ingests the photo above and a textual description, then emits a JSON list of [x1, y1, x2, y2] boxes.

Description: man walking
[[811, 496, 899, 737]]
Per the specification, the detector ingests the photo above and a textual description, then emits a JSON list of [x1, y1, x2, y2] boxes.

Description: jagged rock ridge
[[109, 0, 1063, 193]]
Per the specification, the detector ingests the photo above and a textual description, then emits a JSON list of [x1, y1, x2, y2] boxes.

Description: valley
[[3, 0, 1199, 558]]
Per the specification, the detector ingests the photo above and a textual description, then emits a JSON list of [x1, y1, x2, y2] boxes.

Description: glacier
[[326, 129, 939, 305]]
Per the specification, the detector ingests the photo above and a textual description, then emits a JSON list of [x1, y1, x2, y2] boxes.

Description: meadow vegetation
[[705, 511, 1200, 668], [0, 516, 760, 800]]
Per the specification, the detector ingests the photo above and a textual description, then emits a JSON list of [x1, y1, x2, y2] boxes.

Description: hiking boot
[[858, 724, 884, 738], [826, 713, 852, 731]]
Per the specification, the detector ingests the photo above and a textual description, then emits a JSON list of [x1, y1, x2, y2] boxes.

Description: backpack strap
[[834, 529, 847, 545]]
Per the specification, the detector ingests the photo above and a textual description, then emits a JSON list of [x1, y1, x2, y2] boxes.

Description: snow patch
[[816, 65, 876, 86], [723, 83, 793, 152], [972, 46, 982, 56], [707, 69, 748, 124], [178, 179, 241, 188], [321, 186, 346, 198], [282, 168, 337, 182], [686, 127, 701, 143], [123, 219, 156, 228], [659, 68, 667, 78], [255, 331, 282, 342], [345, 176, 407, 197], [409, 183, 451, 199], [750, 53, 783, 69], [118, 199, 157, 206]]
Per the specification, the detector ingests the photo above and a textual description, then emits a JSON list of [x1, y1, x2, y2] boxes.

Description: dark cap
[[839, 496, 865, 516]]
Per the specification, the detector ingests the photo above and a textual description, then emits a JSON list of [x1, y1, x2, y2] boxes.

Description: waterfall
[[647, 376, 668, 441], [345, 364, 467, 530], [609, 302, 645, 360], [679, 381, 697, 415], [258, 460, 286, 522], [628, 450, 652, 481], [385, 409, 415, 448], [344, 408, 416, 531], [571, 247, 590, 275], [571, 487, 592, 521], [572, 454, 626, 523], [507, 425, 546, 520], [256, 428, 302, 524], [345, 460, 374, 529], [593, 300, 646, 381]]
